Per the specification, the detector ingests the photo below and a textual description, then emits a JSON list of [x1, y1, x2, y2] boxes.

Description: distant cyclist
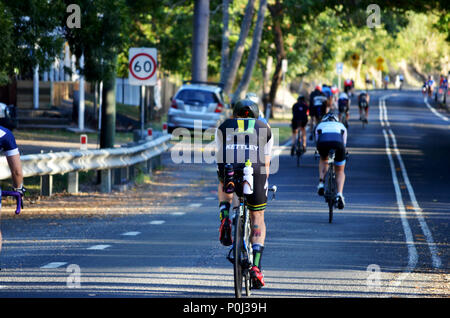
[[215, 99, 273, 289], [426, 76, 434, 97], [358, 91, 370, 123], [344, 79, 353, 96], [315, 112, 347, 209], [337, 92, 349, 127], [0, 126, 25, 256], [291, 95, 309, 155], [308, 86, 325, 140], [322, 84, 333, 113]]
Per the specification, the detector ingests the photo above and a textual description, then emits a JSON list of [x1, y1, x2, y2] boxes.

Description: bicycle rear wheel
[[328, 199, 334, 223], [233, 209, 244, 298]]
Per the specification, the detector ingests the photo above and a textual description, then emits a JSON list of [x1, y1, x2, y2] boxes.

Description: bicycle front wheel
[[233, 212, 244, 298]]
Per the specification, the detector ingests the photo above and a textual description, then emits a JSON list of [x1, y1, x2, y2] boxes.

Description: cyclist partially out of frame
[[215, 99, 273, 289], [315, 112, 347, 210], [0, 125, 25, 255]]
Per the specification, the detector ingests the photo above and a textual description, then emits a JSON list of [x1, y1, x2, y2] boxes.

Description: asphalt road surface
[[0, 90, 448, 300]]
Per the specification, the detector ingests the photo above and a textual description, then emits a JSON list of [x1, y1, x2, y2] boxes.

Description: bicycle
[[1, 190, 23, 215], [323, 150, 337, 223], [339, 111, 349, 129], [225, 165, 277, 298], [294, 128, 305, 167]]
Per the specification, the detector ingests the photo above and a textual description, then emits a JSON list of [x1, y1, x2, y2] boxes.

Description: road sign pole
[[140, 85, 145, 139]]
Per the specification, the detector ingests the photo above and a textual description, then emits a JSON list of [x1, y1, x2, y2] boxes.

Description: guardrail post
[[40, 175, 53, 196], [67, 171, 79, 194], [100, 169, 112, 193]]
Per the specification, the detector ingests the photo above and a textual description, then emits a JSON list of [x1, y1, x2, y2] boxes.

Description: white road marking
[[171, 212, 186, 216], [188, 203, 202, 208], [424, 97, 449, 122], [40, 262, 68, 269], [87, 245, 111, 250], [379, 95, 441, 279], [121, 231, 141, 236], [149, 220, 166, 225]]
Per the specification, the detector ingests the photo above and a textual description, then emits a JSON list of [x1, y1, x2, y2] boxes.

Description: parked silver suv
[[167, 81, 228, 132]]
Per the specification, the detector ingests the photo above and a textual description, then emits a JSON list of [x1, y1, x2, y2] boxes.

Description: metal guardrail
[[0, 134, 173, 195]]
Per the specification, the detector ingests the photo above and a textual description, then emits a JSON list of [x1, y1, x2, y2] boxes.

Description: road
[[0, 90, 448, 300]]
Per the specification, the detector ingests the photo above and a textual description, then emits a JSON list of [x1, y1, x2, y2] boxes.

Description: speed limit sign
[[129, 48, 157, 86]]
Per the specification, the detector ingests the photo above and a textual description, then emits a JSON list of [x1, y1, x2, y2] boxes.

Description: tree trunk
[[223, 0, 256, 95], [267, 1, 286, 109], [192, 0, 210, 82], [220, 0, 231, 86], [100, 74, 116, 149], [232, 0, 268, 103]]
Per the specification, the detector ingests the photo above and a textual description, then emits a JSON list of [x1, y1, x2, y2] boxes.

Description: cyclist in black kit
[[291, 95, 309, 155], [215, 99, 273, 289]]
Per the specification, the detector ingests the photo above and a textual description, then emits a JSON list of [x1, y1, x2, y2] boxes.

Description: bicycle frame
[[227, 193, 253, 298], [324, 150, 337, 223]]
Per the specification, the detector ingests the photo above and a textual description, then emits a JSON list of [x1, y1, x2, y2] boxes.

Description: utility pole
[[192, 0, 209, 82]]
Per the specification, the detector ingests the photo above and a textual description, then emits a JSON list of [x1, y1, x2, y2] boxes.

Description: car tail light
[[171, 99, 178, 109], [215, 102, 224, 113]]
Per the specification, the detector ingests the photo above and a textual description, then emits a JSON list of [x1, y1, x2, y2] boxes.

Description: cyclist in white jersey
[[0, 126, 25, 256], [315, 113, 347, 209]]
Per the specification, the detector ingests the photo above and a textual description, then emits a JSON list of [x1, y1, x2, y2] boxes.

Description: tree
[[232, 0, 268, 103], [64, 0, 130, 148], [222, 0, 256, 95], [2, 0, 65, 80]]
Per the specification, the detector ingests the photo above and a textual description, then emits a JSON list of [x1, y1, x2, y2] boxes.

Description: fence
[[0, 134, 173, 196]]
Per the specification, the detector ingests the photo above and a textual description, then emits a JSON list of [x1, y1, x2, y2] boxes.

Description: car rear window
[[176, 89, 218, 105]]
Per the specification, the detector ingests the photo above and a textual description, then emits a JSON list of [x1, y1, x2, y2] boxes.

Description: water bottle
[[224, 164, 235, 194], [243, 159, 253, 195]]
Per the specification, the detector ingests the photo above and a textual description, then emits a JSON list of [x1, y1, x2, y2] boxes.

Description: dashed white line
[[121, 231, 141, 236], [149, 220, 166, 225], [189, 203, 202, 208], [40, 262, 68, 269], [87, 245, 111, 250], [171, 212, 186, 216]]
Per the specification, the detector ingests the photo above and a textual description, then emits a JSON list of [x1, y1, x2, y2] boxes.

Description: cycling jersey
[[292, 101, 308, 120], [215, 118, 272, 167], [315, 121, 347, 146], [338, 98, 349, 113], [315, 121, 347, 165], [0, 126, 19, 157]]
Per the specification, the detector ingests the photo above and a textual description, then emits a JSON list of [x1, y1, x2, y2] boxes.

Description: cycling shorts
[[291, 118, 308, 131], [358, 100, 369, 109], [217, 163, 268, 212], [317, 140, 346, 166]]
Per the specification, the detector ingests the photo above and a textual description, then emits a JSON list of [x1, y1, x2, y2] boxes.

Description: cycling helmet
[[339, 92, 348, 100], [245, 92, 260, 104], [233, 99, 260, 118], [321, 112, 339, 122], [315, 85, 322, 92]]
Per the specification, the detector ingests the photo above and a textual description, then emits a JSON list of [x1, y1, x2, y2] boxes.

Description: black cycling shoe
[[219, 217, 232, 246], [336, 194, 345, 209]]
